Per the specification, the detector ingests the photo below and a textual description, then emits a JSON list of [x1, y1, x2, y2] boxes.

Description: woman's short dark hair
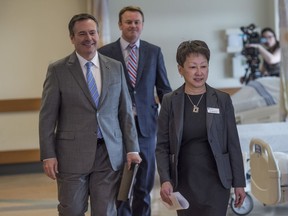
[[68, 13, 99, 36], [176, 40, 210, 67]]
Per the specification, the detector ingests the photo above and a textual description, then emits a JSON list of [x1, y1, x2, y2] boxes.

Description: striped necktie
[[86, 61, 102, 138], [127, 44, 138, 87], [86, 62, 100, 107]]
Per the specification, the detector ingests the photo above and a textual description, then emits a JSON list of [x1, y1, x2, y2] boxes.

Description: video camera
[[240, 24, 265, 84]]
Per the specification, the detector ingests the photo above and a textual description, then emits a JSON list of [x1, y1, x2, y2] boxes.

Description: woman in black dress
[[156, 40, 246, 216]]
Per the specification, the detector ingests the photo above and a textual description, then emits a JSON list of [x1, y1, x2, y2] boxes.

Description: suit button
[[133, 91, 136, 95]]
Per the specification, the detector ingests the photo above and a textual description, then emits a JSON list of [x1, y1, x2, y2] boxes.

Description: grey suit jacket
[[98, 39, 172, 137], [39, 52, 139, 173], [156, 84, 246, 189]]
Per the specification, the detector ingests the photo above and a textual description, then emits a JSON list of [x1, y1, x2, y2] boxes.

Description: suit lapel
[[206, 85, 218, 134], [136, 41, 146, 87], [113, 39, 134, 91], [171, 85, 185, 145], [98, 54, 111, 108], [68, 53, 97, 109], [113, 39, 126, 67]]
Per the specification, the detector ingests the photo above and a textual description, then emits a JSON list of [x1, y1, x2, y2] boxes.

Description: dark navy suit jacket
[[98, 39, 172, 137]]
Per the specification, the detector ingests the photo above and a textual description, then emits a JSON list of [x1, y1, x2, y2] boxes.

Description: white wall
[[107, 0, 276, 89], [0, 0, 277, 99], [0, 112, 39, 151], [0, 0, 87, 151], [0, 0, 87, 99]]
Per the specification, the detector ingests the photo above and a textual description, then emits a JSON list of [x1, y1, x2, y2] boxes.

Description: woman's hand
[[160, 181, 173, 206], [233, 187, 246, 208]]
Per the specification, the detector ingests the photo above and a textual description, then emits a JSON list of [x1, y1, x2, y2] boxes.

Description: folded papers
[[161, 191, 189, 210]]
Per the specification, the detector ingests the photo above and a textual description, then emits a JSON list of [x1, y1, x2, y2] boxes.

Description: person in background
[[156, 40, 246, 216], [98, 5, 172, 216], [39, 13, 141, 216], [247, 27, 281, 77]]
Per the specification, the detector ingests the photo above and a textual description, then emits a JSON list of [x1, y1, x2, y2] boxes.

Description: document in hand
[[161, 191, 189, 210], [117, 162, 139, 201]]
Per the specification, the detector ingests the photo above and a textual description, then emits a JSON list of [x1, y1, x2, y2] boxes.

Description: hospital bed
[[231, 77, 280, 124], [235, 104, 280, 124], [249, 138, 288, 205], [229, 152, 254, 215]]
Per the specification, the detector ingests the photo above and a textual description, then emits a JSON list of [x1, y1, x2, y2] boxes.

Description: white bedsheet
[[237, 122, 288, 154], [232, 77, 280, 113], [273, 152, 288, 185]]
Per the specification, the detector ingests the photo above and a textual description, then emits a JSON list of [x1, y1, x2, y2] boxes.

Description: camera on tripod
[[240, 24, 266, 84]]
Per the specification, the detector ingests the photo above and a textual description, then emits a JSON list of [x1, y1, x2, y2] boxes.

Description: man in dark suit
[[39, 13, 141, 216], [98, 6, 172, 216]]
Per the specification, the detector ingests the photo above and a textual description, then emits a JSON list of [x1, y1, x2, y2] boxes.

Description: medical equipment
[[249, 138, 288, 205], [229, 152, 254, 215], [231, 77, 280, 125]]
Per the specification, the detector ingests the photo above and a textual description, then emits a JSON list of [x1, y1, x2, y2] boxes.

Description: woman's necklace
[[186, 93, 204, 113]]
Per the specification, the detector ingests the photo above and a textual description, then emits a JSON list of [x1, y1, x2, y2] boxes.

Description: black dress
[[176, 93, 230, 216]]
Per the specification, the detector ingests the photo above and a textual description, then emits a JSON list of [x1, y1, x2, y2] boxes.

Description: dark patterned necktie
[[127, 44, 138, 87]]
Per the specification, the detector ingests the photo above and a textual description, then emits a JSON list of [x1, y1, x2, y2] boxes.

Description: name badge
[[207, 107, 220, 114]]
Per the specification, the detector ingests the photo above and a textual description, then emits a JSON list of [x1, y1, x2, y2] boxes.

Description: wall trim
[[0, 149, 40, 164], [0, 98, 41, 112], [0, 90, 239, 114]]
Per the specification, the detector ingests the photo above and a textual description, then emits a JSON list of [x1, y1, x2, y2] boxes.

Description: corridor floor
[[0, 173, 287, 216]]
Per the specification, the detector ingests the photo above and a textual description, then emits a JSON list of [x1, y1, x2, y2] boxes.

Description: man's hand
[[126, 153, 142, 170], [234, 187, 246, 208], [43, 158, 58, 180]]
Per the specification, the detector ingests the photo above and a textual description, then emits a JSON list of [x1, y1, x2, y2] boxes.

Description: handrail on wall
[[0, 88, 239, 113], [0, 98, 41, 112]]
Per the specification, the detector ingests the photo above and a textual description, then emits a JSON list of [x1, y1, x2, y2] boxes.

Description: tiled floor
[[0, 173, 287, 216]]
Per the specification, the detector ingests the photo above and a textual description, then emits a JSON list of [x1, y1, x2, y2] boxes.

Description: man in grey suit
[[39, 13, 142, 216], [98, 6, 172, 216]]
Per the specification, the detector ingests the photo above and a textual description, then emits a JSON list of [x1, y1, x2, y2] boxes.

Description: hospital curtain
[[87, 0, 111, 47], [279, 0, 288, 121]]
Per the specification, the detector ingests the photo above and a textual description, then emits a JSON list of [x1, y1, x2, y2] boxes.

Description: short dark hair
[[68, 13, 99, 36], [261, 27, 276, 38], [176, 40, 210, 67], [118, 6, 144, 23]]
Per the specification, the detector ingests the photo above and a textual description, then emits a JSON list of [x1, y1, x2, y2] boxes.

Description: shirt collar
[[120, 37, 140, 50], [76, 52, 99, 68]]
